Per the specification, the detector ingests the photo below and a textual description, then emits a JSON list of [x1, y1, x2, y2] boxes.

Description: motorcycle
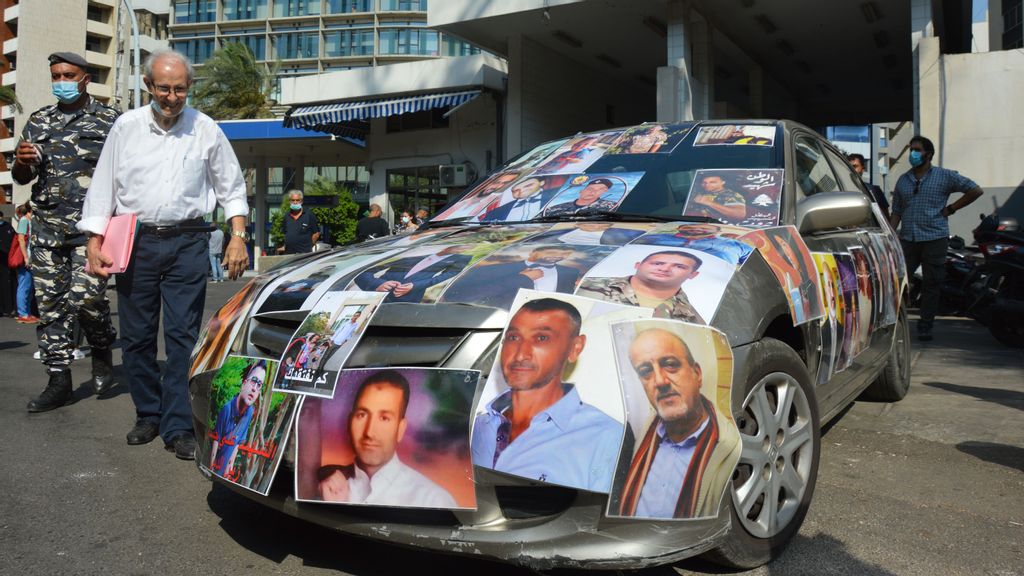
[[965, 213, 1024, 347]]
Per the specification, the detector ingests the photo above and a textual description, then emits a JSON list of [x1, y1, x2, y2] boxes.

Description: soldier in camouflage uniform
[[12, 52, 119, 413], [542, 178, 620, 217], [576, 250, 706, 323]]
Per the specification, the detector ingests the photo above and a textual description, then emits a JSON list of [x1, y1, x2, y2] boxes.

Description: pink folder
[[85, 213, 138, 274]]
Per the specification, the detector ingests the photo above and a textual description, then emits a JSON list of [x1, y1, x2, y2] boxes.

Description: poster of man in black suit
[[351, 244, 474, 303], [440, 245, 613, 310]]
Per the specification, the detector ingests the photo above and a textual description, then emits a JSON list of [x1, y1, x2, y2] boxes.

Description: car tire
[[704, 337, 820, 569], [860, 306, 912, 401]]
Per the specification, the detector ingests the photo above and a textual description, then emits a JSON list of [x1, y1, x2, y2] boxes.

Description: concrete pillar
[[916, 36, 943, 163], [505, 33, 524, 159], [689, 13, 714, 120], [657, 0, 693, 122]]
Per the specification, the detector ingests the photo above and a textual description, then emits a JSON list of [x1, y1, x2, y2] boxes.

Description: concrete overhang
[[429, 0, 912, 126], [280, 54, 508, 106]]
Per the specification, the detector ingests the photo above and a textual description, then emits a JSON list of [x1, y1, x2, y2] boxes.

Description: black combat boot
[[27, 368, 73, 413], [91, 347, 116, 395]]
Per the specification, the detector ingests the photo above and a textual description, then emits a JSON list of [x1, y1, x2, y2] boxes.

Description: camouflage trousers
[[31, 244, 117, 368]]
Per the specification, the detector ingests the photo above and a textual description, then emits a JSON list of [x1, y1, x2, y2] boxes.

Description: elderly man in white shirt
[[79, 49, 249, 460], [318, 370, 457, 508]]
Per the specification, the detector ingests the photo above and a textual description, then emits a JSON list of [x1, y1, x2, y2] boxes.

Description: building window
[[223, 0, 268, 20], [87, 4, 111, 23], [380, 0, 428, 11], [275, 32, 320, 59], [386, 165, 448, 220], [327, 0, 373, 13], [441, 36, 481, 57], [222, 34, 268, 60], [1004, 0, 1023, 49], [173, 0, 217, 24], [172, 38, 216, 64], [272, 0, 322, 17], [324, 29, 374, 56], [378, 28, 438, 56]]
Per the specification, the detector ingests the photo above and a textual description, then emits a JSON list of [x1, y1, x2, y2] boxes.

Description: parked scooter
[[965, 213, 1024, 347], [907, 213, 1024, 347]]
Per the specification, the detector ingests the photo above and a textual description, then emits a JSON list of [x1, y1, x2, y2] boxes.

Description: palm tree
[[0, 85, 22, 113], [192, 42, 277, 120]]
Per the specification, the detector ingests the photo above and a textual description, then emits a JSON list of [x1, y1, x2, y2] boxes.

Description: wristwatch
[[231, 230, 248, 241]]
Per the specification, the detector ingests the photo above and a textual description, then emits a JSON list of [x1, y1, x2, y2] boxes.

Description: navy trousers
[[117, 231, 208, 442]]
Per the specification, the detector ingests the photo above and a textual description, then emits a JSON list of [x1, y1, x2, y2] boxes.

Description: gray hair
[[143, 49, 194, 83], [286, 189, 304, 200]]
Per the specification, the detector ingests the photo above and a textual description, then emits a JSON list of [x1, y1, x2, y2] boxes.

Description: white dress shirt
[[78, 106, 249, 234], [525, 260, 559, 292], [347, 455, 458, 508]]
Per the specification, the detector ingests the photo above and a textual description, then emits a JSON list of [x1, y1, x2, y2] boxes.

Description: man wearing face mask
[[12, 52, 120, 413], [890, 135, 983, 341], [277, 189, 319, 254], [80, 49, 250, 460]]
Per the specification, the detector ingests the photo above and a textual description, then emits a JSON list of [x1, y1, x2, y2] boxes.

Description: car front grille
[[247, 302, 509, 369]]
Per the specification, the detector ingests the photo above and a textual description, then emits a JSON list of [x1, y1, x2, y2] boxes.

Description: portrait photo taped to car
[[271, 291, 385, 398], [575, 244, 737, 324], [739, 226, 825, 326], [604, 123, 692, 155], [201, 355, 300, 496], [471, 290, 653, 493], [540, 173, 643, 218], [606, 319, 740, 520], [681, 168, 784, 228], [295, 367, 479, 510]]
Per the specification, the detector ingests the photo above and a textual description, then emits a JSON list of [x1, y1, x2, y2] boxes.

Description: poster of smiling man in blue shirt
[[471, 293, 650, 492]]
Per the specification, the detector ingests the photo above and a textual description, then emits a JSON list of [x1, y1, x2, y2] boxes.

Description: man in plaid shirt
[[890, 135, 983, 341]]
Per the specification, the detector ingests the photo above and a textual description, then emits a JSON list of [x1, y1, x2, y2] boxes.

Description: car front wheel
[[704, 337, 820, 569]]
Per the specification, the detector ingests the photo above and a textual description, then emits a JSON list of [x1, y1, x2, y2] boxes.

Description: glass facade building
[[170, 0, 481, 99]]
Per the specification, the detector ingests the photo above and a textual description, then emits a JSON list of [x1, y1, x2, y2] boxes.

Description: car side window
[[793, 136, 840, 197], [822, 148, 866, 193]]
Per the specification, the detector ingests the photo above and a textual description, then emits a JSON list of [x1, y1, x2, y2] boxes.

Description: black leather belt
[[140, 219, 213, 238]]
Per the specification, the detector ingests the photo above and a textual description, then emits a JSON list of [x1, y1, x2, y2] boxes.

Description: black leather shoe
[[126, 420, 160, 445], [91, 347, 116, 395], [27, 369, 73, 413], [165, 432, 197, 461]]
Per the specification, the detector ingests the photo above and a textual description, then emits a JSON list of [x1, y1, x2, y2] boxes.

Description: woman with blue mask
[[890, 135, 984, 342], [10, 52, 122, 413]]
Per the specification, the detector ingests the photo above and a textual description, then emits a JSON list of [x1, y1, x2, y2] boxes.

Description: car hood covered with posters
[[187, 121, 906, 570]]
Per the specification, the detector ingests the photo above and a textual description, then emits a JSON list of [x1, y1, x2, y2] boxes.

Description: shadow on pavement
[[0, 340, 28, 351], [922, 381, 1024, 412], [956, 441, 1024, 473]]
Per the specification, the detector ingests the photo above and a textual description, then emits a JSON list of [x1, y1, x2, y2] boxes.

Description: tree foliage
[[192, 42, 277, 120], [0, 86, 22, 113], [270, 177, 360, 248]]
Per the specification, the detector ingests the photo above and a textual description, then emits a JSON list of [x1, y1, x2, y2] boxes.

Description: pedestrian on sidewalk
[[355, 203, 389, 242], [208, 225, 225, 282], [12, 53, 121, 413], [890, 135, 983, 341], [0, 215, 16, 318], [848, 153, 890, 220], [13, 203, 38, 324], [277, 190, 319, 255], [81, 49, 250, 461]]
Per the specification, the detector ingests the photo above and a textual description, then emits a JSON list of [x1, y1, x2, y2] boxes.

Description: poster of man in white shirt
[[295, 368, 479, 510]]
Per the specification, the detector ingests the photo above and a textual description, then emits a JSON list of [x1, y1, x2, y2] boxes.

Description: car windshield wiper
[[526, 210, 719, 224]]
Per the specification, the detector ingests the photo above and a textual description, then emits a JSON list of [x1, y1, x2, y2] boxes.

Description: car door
[[788, 130, 891, 409]]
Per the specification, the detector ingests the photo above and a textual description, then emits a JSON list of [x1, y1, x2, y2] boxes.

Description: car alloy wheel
[[733, 371, 815, 538]]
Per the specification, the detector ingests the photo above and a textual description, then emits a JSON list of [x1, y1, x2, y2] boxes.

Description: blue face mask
[[909, 150, 925, 167], [52, 81, 81, 104], [290, 203, 302, 211]]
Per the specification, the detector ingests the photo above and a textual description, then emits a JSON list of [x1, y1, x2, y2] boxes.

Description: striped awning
[[285, 89, 482, 130]]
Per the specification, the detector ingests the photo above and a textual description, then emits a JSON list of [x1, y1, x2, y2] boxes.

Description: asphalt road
[[1, 280, 1021, 576]]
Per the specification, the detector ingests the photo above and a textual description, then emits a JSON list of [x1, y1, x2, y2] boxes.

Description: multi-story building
[[0, 0, 170, 205], [168, 0, 480, 99]]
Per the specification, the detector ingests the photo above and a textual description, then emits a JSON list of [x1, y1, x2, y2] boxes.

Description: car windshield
[[430, 122, 784, 228]]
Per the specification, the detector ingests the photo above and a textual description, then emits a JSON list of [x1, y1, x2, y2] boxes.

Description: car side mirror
[[796, 191, 872, 235]]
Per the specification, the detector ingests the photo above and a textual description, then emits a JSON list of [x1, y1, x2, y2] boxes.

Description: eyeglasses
[[152, 85, 189, 96]]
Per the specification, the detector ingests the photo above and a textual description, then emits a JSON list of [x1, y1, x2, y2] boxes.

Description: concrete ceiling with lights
[[432, 0, 913, 127]]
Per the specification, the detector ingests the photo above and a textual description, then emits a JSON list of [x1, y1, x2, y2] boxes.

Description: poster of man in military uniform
[[13, 52, 119, 412]]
